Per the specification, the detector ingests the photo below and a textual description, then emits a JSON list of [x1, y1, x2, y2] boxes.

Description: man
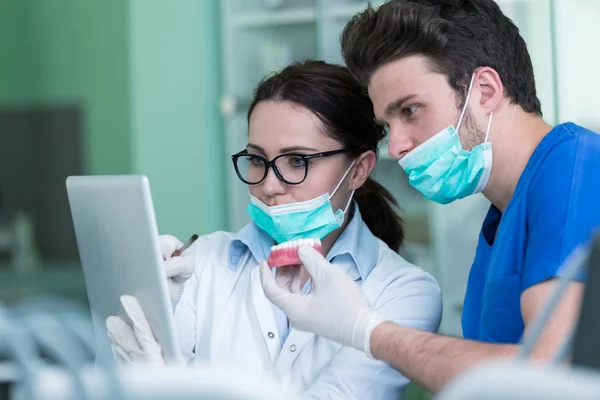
[[259, 0, 600, 394]]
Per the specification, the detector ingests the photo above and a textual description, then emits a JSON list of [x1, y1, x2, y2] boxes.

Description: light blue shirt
[[228, 203, 379, 344]]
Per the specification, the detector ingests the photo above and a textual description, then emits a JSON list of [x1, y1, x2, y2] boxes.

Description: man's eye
[[402, 105, 419, 117]]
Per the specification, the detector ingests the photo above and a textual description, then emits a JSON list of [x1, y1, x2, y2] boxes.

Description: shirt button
[[268, 332, 275, 338], [290, 345, 296, 352], [230, 256, 238, 264]]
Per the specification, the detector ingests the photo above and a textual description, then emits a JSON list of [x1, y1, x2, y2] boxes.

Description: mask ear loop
[[330, 159, 358, 218], [329, 159, 357, 199], [343, 190, 355, 214], [456, 74, 476, 132], [484, 112, 493, 143]]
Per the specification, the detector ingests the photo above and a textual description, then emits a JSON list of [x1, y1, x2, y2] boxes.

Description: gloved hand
[[275, 265, 311, 294], [159, 234, 196, 302], [105, 295, 164, 365], [260, 245, 388, 358]]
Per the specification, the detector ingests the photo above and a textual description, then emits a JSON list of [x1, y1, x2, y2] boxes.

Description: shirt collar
[[228, 222, 275, 269], [326, 203, 379, 280], [227, 202, 379, 280]]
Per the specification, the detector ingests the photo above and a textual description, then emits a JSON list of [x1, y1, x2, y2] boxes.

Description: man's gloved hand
[[260, 245, 387, 358], [105, 295, 164, 365], [159, 234, 196, 302]]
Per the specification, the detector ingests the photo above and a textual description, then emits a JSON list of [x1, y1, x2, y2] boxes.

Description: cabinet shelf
[[232, 7, 316, 28], [231, 3, 374, 29], [326, 3, 368, 20]]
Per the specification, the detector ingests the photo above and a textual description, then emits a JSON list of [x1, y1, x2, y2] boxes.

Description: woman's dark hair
[[247, 60, 405, 251]]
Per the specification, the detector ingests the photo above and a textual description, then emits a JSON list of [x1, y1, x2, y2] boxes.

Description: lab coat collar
[[228, 202, 379, 281], [326, 202, 379, 281]]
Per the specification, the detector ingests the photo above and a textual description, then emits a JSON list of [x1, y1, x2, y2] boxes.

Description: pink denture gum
[[267, 238, 323, 268]]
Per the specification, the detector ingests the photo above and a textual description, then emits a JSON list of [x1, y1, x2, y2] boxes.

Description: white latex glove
[[260, 245, 388, 358], [159, 234, 196, 302], [105, 295, 164, 365], [275, 264, 310, 294]]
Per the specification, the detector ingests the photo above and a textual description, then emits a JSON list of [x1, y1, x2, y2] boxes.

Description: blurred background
[[0, 0, 598, 398]]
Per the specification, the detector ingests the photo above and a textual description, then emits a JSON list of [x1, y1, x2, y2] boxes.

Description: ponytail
[[354, 177, 404, 252]]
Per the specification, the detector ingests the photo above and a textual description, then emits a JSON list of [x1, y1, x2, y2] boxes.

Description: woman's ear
[[349, 150, 376, 190]]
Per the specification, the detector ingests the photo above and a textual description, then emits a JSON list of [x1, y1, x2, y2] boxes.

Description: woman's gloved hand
[[159, 234, 196, 302], [104, 234, 195, 365], [105, 295, 164, 365]]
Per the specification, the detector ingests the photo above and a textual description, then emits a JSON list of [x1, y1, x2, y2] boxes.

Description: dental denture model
[[267, 238, 322, 268]]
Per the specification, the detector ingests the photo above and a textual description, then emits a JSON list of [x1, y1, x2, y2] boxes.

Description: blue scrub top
[[462, 122, 600, 343]]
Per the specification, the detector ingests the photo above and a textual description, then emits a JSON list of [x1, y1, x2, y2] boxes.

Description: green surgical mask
[[399, 74, 494, 204], [246, 160, 356, 243]]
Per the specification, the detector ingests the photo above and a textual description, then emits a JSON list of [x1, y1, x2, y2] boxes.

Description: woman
[[106, 60, 442, 398]]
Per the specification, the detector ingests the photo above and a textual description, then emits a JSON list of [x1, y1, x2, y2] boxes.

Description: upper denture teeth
[[272, 238, 321, 251]]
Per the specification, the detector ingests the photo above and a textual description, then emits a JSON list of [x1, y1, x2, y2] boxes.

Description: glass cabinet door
[[221, 0, 319, 231]]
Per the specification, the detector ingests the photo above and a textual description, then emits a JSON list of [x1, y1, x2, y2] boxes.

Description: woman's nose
[[261, 167, 287, 197]]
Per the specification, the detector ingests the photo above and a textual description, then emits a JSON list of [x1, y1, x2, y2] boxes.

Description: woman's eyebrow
[[246, 143, 266, 154], [279, 145, 319, 153]]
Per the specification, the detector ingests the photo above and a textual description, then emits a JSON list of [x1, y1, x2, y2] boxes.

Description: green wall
[[0, 0, 227, 239], [0, 0, 39, 102], [0, 0, 132, 175], [128, 0, 227, 237], [199, 0, 228, 233]]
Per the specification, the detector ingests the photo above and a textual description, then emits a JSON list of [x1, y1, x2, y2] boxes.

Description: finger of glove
[[159, 234, 184, 260], [111, 343, 133, 365], [275, 265, 307, 294], [167, 279, 184, 303], [164, 254, 195, 280], [298, 245, 350, 288], [120, 295, 163, 357], [110, 335, 157, 362], [105, 315, 142, 354], [129, 350, 165, 366], [259, 261, 306, 316], [298, 245, 330, 285]]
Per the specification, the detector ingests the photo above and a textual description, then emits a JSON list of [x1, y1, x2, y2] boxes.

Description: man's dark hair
[[340, 0, 542, 115]]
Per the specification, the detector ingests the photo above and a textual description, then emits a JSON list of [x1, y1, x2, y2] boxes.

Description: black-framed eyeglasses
[[231, 149, 346, 185]]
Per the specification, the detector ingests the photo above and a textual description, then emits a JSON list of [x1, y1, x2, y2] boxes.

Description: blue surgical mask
[[246, 160, 356, 243], [399, 74, 494, 205]]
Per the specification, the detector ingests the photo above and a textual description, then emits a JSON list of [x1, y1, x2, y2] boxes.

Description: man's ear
[[349, 150, 376, 190], [474, 67, 503, 114]]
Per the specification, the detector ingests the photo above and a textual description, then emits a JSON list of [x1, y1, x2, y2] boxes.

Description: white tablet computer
[[66, 175, 182, 365]]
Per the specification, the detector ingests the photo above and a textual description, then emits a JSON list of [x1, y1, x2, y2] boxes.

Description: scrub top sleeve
[[523, 138, 600, 291], [303, 268, 442, 399]]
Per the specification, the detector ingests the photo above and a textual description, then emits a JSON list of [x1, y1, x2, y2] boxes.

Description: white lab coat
[[174, 208, 442, 399]]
